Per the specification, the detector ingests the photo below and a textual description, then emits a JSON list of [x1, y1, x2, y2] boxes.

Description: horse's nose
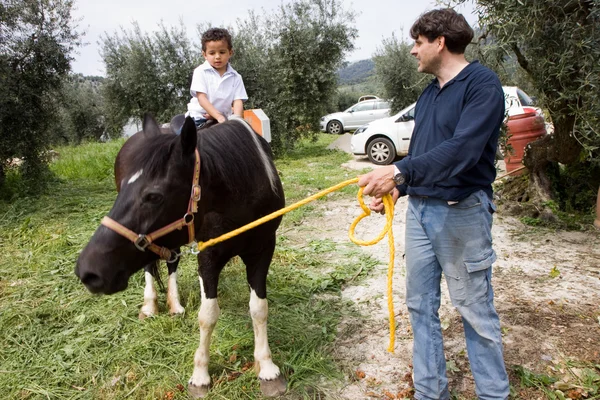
[[77, 269, 105, 293]]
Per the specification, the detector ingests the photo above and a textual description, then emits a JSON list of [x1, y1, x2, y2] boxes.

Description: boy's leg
[[405, 196, 450, 400], [427, 191, 509, 400]]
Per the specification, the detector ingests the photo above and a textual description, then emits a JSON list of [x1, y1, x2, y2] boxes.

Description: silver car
[[319, 99, 391, 134]]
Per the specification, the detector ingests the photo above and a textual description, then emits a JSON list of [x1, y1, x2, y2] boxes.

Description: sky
[[70, 0, 477, 77]]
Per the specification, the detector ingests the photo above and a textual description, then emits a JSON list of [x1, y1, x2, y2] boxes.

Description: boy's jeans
[[405, 190, 509, 400]]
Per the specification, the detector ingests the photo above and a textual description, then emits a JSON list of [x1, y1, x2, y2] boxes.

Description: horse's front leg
[[243, 241, 287, 397], [139, 263, 158, 319], [188, 275, 220, 399], [166, 254, 184, 315]]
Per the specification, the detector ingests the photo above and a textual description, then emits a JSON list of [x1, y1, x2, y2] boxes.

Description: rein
[[101, 149, 202, 263]]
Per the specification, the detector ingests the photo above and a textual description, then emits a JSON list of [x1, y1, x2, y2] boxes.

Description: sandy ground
[[298, 136, 600, 398]]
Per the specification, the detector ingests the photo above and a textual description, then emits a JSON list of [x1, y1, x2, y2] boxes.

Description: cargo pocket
[[464, 250, 496, 273]]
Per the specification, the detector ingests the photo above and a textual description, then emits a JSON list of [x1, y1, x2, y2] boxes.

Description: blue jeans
[[405, 190, 509, 400]]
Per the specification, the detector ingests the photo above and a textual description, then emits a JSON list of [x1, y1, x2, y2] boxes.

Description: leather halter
[[101, 148, 202, 262]]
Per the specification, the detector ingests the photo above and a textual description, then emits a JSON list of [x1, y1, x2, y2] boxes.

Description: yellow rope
[[197, 177, 397, 352]]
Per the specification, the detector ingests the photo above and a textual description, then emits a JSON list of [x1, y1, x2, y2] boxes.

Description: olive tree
[[373, 34, 428, 113], [100, 22, 199, 136], [234, 0, 357, 153], [0, 0, 80, 185], [452, 0, 600, 203]]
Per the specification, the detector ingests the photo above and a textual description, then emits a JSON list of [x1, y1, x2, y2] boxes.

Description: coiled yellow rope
[[196, 177, 397, 352]]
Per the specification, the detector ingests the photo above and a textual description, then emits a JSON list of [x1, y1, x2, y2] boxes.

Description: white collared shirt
[[186, 61, 248, 119]]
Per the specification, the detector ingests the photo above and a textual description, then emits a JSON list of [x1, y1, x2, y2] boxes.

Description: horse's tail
[[230, 117, 279, 195]]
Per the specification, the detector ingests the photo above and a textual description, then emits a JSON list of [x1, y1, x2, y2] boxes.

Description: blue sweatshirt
[[395, 61, 505, 201]]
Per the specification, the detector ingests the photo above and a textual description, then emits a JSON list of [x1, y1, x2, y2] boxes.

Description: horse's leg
[[139, 263, 159, 319], [166, 251, 184, 315], [241, 235, 287, 397], [188, 251, 225, 399]]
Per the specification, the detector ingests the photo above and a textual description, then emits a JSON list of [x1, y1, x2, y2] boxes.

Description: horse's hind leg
[[241, 236, 287, 397], [166, 252, 184, 315], [139, 263, 159, 319]]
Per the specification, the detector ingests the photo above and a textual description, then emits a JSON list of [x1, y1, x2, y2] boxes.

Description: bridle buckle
[[135, 234, 150, 251]]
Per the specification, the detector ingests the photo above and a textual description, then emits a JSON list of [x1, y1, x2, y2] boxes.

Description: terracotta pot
[[594, 187, 600, 230], [503, 112, 546, 176]]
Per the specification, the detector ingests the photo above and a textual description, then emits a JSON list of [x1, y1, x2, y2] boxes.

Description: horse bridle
[[100, 149, 201, 263]]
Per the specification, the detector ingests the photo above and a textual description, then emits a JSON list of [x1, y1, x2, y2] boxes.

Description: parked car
[[350, 86, 545, 165], [319, 98, 391, 134]]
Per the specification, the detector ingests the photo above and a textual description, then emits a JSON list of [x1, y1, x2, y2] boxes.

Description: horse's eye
[[143, 193, 164, 205]]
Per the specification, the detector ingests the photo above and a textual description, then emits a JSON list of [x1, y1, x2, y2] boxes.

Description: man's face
[[410, 34, 442, 75], [202, 39, 233, 75]]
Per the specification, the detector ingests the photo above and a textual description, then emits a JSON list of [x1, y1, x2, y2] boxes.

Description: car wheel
[[326, 120, 343, 135], [367, 137, 396, 165]]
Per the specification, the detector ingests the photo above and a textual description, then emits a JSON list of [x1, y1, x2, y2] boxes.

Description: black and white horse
[[75, 115, 287, 397]]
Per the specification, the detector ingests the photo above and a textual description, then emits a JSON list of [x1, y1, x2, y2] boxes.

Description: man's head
[[409, 9, 473, 75], [410, 9, 473, 55]]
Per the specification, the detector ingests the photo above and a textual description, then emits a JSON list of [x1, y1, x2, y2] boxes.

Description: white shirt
[[186, 61, 248, 120]]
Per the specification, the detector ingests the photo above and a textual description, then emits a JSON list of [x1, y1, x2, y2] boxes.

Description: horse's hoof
[[169, 304, 185, 315], [260, 375, 287, 397], [188, 383, 210, 398], [138, 310, 155, 320]]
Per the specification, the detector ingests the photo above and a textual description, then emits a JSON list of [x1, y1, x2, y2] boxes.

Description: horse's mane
[[126, 121, 279, 200], [199, 120, 279, 198]]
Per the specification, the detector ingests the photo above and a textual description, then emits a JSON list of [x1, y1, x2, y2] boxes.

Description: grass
[[0, 133, 378, 399]]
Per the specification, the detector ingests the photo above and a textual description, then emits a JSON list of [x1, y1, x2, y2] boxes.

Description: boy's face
[[202, 40, 233, 74]]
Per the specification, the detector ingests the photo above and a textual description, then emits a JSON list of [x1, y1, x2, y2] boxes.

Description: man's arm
[[198, 93, 226, 123]]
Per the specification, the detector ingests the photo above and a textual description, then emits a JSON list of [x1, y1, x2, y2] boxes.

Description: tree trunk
[[522, 116, 582, 201]]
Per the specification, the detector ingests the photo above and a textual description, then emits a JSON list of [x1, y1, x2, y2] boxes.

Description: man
[[358, 8, 510, 400]]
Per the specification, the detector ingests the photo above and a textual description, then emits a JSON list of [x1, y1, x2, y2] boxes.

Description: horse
[[74, 115, 287, 398]]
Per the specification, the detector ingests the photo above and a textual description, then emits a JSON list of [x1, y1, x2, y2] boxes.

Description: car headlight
[[354, 125, 368, 135]]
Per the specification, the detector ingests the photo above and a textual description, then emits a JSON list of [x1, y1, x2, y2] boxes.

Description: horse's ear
[[180, 116, 197, 156], [142, 113, 162, 137]]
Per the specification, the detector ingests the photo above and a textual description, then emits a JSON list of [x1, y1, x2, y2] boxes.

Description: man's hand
[[357, 165, 397, 198], [369, 188, 400, 214]]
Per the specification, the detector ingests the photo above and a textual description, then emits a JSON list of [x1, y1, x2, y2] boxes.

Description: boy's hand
[[216, 115, 227, 123]]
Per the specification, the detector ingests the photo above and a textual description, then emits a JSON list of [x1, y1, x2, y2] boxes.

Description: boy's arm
[[197, 93, 226, 123], [232, 99, 244, 118]]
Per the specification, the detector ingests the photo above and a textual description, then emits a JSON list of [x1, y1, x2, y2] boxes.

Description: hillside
[[337, 59, 374, 85]]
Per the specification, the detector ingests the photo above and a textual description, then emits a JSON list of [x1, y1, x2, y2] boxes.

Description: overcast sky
[[71, 0, 477, 77]]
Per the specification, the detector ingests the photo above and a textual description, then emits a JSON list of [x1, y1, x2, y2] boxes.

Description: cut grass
[[0, 133, 378, 399]]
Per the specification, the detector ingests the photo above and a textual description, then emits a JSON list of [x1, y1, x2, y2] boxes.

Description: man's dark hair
[[201, 28, 233, 51], [410, 8, 474, 54]]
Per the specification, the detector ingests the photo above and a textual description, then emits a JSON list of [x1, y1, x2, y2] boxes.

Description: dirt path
[[292, 155, 600, 399]]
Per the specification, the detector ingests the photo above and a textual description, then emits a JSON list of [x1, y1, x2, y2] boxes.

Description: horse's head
[[75, 115, 199, 294]]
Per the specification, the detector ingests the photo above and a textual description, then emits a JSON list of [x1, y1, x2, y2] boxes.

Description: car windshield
[[392, 103, 416, 119]]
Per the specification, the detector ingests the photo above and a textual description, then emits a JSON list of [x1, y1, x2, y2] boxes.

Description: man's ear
[[180, 116, 197, 156], [437, 36, 445, 51], [142, 113, 162, 137]]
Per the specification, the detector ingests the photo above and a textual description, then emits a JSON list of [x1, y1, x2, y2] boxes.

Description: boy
[[185, 28, 247, 127]]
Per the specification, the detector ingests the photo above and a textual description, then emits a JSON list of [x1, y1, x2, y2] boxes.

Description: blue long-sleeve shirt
[[395, 61, 505, 201]]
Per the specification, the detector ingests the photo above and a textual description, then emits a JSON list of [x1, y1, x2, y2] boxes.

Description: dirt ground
[[292, 151, 600, 399]]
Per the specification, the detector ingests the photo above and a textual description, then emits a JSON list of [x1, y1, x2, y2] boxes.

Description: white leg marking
[[139, 271, 158, 318], [249, 289, 281, 380], [127, 169, 144, 184], [189, 277, 220, 388], [167, 271, 185, 315]]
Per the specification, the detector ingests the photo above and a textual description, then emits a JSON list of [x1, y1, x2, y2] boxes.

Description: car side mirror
[[396, 114, 413, 122]]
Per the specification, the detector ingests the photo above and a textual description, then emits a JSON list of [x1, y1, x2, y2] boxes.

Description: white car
[[319, 98, 391, 134], [350, 86, 544, 165], [350, 102, 416, 165]]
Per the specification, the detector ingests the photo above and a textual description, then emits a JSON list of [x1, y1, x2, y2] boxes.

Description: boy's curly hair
[[410, 9, 473, 54], [201, 28, 233, 51]]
